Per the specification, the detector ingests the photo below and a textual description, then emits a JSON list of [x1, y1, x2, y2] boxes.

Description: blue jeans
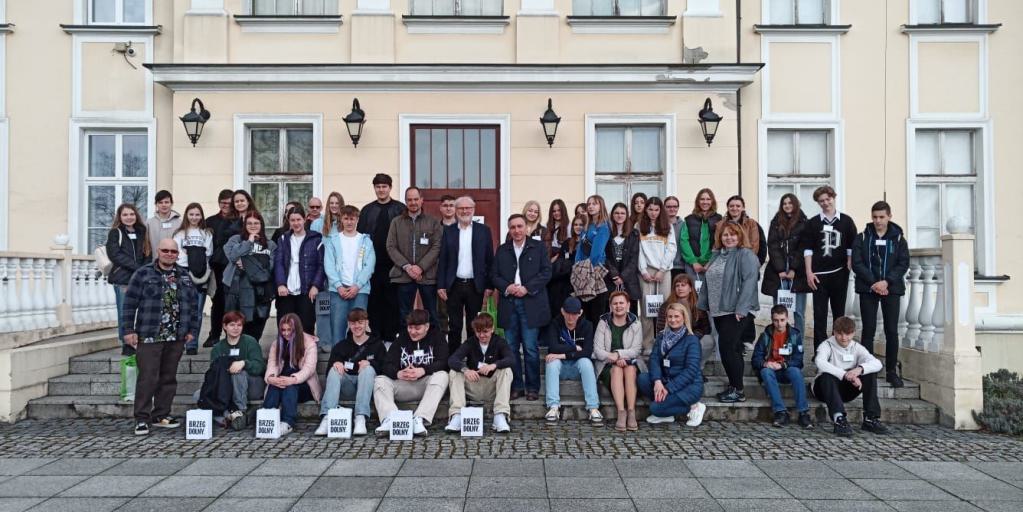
[[545, 358, 599, 410], [323, 292, 369, 348], [638, 372, 698, 417], [113, 285, 126, 346], [262, 368, 315, 427], [504, 298, 540, 392], [760, 366, 809, 413], [319, 365, 376, 418], [397, 282, 439, 327], [187, 292, 206, 350]]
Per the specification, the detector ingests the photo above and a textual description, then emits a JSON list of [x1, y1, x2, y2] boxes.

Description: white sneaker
[[493, 413, 511, 433], [413, 416, 428, 436], [686, 402, 707, 427], [279, 423, 293, 437], [353, 415, 367, 436], [375, 417, 392, 434], [445, 414, 462, 433], [646, 414, 676, 424], [314, 417, 329, 436], [589, 409, 604, 423], [545, 406, 560, 422]]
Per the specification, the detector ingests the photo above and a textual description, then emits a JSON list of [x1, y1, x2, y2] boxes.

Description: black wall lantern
[[180, 98, 211, 147], [343, 98, 366, 147], [540, 98, 561, 147], [697, 97, 722, 147]]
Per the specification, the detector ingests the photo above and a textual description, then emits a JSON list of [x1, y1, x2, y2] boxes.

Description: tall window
[[412, 126, 498, 190], [409, 0, 503, 16], [915, 0, 975, 24], [767, 0, 829, 24], [252, 0, 329, 15], [766, 129, 832, 213], [595, 125, 665, 207], [84, 132, 149, 252], [913, 129, 979, 248], [90, 0, 146, 24], [573, 0, 666, 16], [247, 127, 313, 236]]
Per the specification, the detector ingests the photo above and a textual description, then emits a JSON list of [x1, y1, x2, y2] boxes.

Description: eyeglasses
[[308, 205, 322, 210], [159, 248, 179, 254]]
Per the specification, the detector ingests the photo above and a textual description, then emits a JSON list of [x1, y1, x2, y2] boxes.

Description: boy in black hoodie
[[851, 201, 910, 388], [800, 186, 857, 350]]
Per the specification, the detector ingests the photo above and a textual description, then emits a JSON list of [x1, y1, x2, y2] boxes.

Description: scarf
[[660, 325, 688, 354]]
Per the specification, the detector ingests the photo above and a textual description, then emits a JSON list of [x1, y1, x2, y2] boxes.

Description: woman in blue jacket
[[575, 195, 611, 324], [638, 303, 706, 426], [322, 205, 376, 349]]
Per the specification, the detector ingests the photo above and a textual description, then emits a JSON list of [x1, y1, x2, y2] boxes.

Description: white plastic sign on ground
[[185, 409, 213, 440], [255, 408, 281, 439], [460, 407, 484, 437], [327, 407, 353, 439], [389, 410, 414, 441]]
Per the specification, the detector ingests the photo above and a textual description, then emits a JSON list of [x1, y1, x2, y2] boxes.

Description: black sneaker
[[833, 415, 853, 437], [715, 387, 734, 401], [886, 371, 905, 389], [134, 422, 149, 436], [861, 416, 889, 435], [772, 411, 790, 427], [185, 348, 198, 356], [202, 336, 218, 348], [152, 416, 180, 428], [718, 389, 746, 403], [798, 412, 815, 429]]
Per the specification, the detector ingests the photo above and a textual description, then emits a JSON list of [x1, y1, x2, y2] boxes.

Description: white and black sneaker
[[133, 422, 149, 436]]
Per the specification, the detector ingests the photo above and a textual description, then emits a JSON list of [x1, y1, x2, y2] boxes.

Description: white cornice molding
[[233, 15, 343, 33], [401, 16, 510, 35], [566, 16, 676, 35], [900, 24, 1001, 35], [0, 24, 12, 34], [753, 24, 851, 35], [60, 24, 162, 35]]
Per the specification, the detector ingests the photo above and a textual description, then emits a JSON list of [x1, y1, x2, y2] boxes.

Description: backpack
[[95, 229, 122, 276], [197, 356, 234, 414]]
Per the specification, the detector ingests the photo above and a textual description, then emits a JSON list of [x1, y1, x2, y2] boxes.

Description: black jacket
[[604, 229, 642, 300], [492, 238, 552, 329], [106, 225, 150, 286], [326, 334, 385, 377], [447, 334, 514, 373], [357, 199, 406, 272], [381, 327, 449, 379], [437, 221, 494, 293], [762, 211, 811, 296], [546, 315, 595, 361], [209, 215, 240, 268], [851, 221, 910, 296], [799, 212, 857, 274]]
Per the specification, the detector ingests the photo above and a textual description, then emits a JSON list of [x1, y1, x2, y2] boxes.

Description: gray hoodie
[[145, 210, 182, 256]]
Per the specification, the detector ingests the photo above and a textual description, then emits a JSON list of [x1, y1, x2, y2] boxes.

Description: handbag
[[777, 279, 796, 311], [95, 229, 122, 276], [119, 355, 137, 402], [482, 295, 505, 338], [644, 282, 663, 318]]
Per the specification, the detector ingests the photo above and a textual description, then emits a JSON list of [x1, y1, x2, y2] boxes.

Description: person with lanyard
[[357, 173, 406, 341], [172, 202, 214, 355], [106, 203, 151, 356], [678, 188, 722, 287], [716, 195, 768, 353], [812, 316, 888, 437], [223, 212, 277, 340], [273, 207, 324, 337], [638, 303, 706, 426], [322, 205, 376, 349], [800, 185, 857, 350], [198, 311, 266, 431], [544, 297, 602, 423], [575, 195, 612, 324], [751, 305, 813, 429], [263, 313, 321, 437], [655, 273, 714, 379], [145, 190, 182, 256], [204, 189, 236, 347], [386, 186, 443, 328], [762, 193, 810, 337], [593, 291, 644, 431], [315, 308, 383, 437], [444, 313, 514, 433]]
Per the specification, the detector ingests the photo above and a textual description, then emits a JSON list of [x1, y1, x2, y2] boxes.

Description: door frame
[[399, 114, 511, 240]]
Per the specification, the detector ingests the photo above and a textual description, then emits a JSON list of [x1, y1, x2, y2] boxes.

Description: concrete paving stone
[[928, 479, 1023, 501], [0, 477, 89, 498], [140, 475, 240, 497], [965, 462, 1023, 482], [686, 460, 766, 479], [0, 499, 42, 512], [886, 501, 985, 512], [895, 462, 996, 481], [852, 479, 958, 501], [375, 498, 464, 512], [114, 497, 213, 512], [546, 477, 627, 499], [303, 476, 392, 498], [223, 476, 316, 497], [778, 478, 874, 500], [699, 478, 791, 499], [100, 458, 194, 476], [471, 459, 544, 477], [801, 500, 895, 511], [464, 498, 550, 512], [467, 476, 547, 498], [549, 499, 636, 512], [754, 460, 841, 479], [175, 458, 264, 476], [544, 460, 619, 477], [397, 459, 472, 477], [615, 459, 692, 478], [26, 497, 127, 512], [969, 501, 1023, 512], [826, 461, 920, 480], [633, 498, 723, 512], [203, 498, 295, 512], [58, 475, 163, 497], [0, 460, 55, 476], [717, 499, 810, 512], [324, 459, 404, 477], [26, 459, 125, 476], [250, 459, 332, 476], [623, 478, 709, 499], [289, 498, 379, 512], [385, 476, 469, 498]]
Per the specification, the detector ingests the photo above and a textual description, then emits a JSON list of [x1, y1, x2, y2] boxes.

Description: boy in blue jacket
[[752, 305, 814, 428]]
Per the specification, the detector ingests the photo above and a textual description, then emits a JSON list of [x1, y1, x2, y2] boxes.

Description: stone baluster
[[0, 257, 10, 333], [917, 258, 937, 350], [86, 262, 102, 324], [930, 257, 946, 353], [31, 259, 47, 329], [898, 281, 910, 341], [43, 259, 60, 328], [70, 261, 85, 325], [904, 260, 924, 346], [101, 274, 117, 323], [18, 258, 37, 330]]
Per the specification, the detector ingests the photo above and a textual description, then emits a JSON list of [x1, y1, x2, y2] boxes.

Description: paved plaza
[[0, 420, 1021, 511]]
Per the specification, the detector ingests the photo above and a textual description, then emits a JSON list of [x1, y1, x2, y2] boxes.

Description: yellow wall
[[768, 42, 832, 114], [917, 41, 980, 114], [80, 42, 147, 112]]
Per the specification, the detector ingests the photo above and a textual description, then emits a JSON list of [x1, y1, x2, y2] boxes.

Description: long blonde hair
[[664, 302, 693, 333], [522, 200, 543, 233], [321, 191, 345, 235]]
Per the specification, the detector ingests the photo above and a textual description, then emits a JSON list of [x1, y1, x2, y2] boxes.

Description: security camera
[[126, 47, 137, 57]]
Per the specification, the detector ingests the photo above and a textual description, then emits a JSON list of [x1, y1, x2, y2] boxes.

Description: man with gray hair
[[437, 196, 494, 352]]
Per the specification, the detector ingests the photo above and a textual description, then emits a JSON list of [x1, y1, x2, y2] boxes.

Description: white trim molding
[[518, 0, 557, 16], [759, 34, 843, 121], [565, 16, 677, 35], [583, 113, 678, 200], [900, 24, 1000, 35], [233, 15, 343, 33], [61, 25, 162, 34], [232, 113, 324, 198], [908, 32, 988, 121], [754, 25, 850, 35], [72, 33, 155, 119], [756, 119, 846, 223], [401, 16, 510, 35], [398, 114, 512, 240]]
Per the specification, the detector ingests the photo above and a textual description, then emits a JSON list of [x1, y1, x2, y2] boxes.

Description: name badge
[[413, 350, 425, 358], [162, 222, 173, 229], [127, 233, 137, 240], [344, 361, 355, 371], [823, 225, 834, 232], [663, 359, 671, 368], [841, 353, 854, 362], [694, 280, 703, 292], [532, 235, 542, 241], [419, 237, 429, 245], [229, 348, 240, 357], [875, 240, 887, 246], [366, 355, 374, 361], [778, 346, 792, 356]]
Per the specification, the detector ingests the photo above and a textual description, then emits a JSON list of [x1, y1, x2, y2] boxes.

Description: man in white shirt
[[438, 196, 494, 353]]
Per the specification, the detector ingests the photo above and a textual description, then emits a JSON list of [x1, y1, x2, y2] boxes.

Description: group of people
[[110, 174, 910, 438]]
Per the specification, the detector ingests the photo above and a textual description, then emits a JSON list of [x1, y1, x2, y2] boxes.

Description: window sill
[[753, 24, 851, 35], [0, 23, 13, 33], [566, 16, 677, 35], [60, 24, 162, 35], [233, 15, 344, 34], [401, 16, 510, 35], [900, 23, 1001, 35]]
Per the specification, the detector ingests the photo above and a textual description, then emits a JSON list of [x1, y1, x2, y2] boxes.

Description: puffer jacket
[[851, 221, 910, 296], [762, 211, 811, 296], [647, 327, 703, 405], [273, 230, 326, 294], [106, 224, 150, 286], [679, 213, 722, 266], [593, 312, 646, 374], [750, 324, 806, 377]]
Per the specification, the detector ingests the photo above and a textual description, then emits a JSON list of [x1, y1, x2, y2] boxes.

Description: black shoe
[[185, 348, 198, 356], [833, 415, 853, 437], [772, 411, 790, 427], [886, 371, 905, 388], [202, 336, 217, 348], [798, 412, 815, 429], [861, 416, 889, 435], [715, 387, 733, 401], [718, 389, 746, 403], [134, 422, 149, 436]]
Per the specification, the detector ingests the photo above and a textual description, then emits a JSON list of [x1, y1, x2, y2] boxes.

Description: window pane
[[916, 0, 941, 23], [481, 0, 502, 15], [92, 0, 116, 23], [287, 182, 313, 206], [124, 0, 145, 22], [573, 0, 590, 15], [797, 0, 825, 24], [641, 0, 665, 16], [89, 135, 116, 178], [631, 127, 663, 174], [945, 184, 975, 233], [592, 0, 614, 16], [769, 0, 794, 24], [414, 128, 431, 188], [596, 181, 626, 208], [253, 0, 276, 14], [914, 131, 940, 174], [798, 131, 829, 175], [464, 129, 480, 189], [462, 0, 482, 15], [252, 183, 281, 230], [795, 185, 818, 216], [631, 181, 662, 201], [618, 0, 641, 16], [301, 0, 326, 14], [251, 130, 281, 174], [943, 0, 970, 23], [431, 129, 448, 189], [943, 130, 974, 175], [767, 184, 794, 215], [595, 127, 626, 173], [122, 134, 148, 178], [766, 131, 794, 175], [276, 0, 297, 15], [123, 185, 148, 215], [915, 184, 940, 247], [87, 186, 115, 252], [89, 229, 109, 254], [286, 129, 313, 174], [480, 129, 497, 188], [432, 0, 455, 16], [448, 129, 464, 188]]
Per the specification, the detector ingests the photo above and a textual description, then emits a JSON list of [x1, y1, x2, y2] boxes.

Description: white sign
[[776, 289, 796, 311], [644, 294, 663, 318], [185, 409, 213, 440], [317, 294, 331, 316], [327, 407, 353, 439], [460, 407, 484, 438], [388, 410, 414, 441], [255, 408, 281, 439]]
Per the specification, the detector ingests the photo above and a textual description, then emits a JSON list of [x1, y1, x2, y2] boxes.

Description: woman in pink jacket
[[263, 313, 322, 436]]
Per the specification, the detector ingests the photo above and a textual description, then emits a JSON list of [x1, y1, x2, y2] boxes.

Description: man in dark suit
[[491, 214, 552, 401], [437, 196, 494, 353]]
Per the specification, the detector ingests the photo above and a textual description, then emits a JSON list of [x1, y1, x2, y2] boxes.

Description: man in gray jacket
[[387, 186, 443, 327], [145, 190, 181, 256]]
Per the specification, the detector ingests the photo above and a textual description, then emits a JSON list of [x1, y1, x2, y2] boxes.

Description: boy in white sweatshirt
[[812, 316, 888, 437]]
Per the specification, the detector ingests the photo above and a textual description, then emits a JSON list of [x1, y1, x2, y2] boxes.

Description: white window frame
[[572, 0, 666, 16], [408, 0, 504, 16], [83, 0, 153, 25], [760, 0, 838, 25], [757, 120, 845, 224], [245, 125, 317, 233], [80, 131, 152, 252], [233, 114, 323, 209], [592, 124, 668, 205], [248, 0, 339, 15], [909, 0, 985, 25], [584, 114, 677, 202], [762, 128, 835, 218], [908, 33, 988, 121]]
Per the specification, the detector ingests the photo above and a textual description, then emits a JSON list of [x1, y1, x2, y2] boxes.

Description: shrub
[[973, 369, 1023, 436]]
